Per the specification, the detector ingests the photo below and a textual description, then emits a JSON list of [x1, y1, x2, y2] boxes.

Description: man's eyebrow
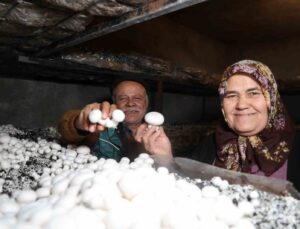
[[224, 90, 238, 95]]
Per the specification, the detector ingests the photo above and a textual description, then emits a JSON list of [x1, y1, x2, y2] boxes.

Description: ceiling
[[0, 0, 300, 93], [0, 0, 300, 56], [167, 0, 300, 42], [1, 0, 299, 55]]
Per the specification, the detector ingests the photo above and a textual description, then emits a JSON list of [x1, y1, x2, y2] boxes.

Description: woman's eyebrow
[[224, 87, 261, 95], [246, 87, 261, 92]]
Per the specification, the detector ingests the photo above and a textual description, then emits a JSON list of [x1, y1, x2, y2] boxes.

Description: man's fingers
[[84, 101, 118, 121], [143, 125, 159, 137], [134, 124, 147, 142], [141, 125, 159, 145], [88, 124, 97, 132], [147, 127, 161, 143], [77, 102, 119, 133], [84, 103, 100, 113], [109, 104, 118, 117], [96, 125, 105, 132], [100, 101, 111, 119]]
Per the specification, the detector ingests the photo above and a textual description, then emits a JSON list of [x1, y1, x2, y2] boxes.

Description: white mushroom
[[144, 111, 164, 126], [15, 190, 37, 204], [97, 118, 108, 126], [89, 109, 124, 129], [76, 145, 91, 155], [105, 119, 118, 129], [112, 109, 125, 123], [88, 109, 102, 124], [0, 124, 293, 229]]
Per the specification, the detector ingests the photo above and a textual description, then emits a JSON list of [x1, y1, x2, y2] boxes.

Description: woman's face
[[222, 74, 269, 136]]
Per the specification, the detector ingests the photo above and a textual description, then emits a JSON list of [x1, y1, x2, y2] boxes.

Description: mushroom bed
[[0, 125, 299, 229]]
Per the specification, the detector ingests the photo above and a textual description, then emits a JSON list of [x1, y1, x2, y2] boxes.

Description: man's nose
[[127, 98, 135, 106]]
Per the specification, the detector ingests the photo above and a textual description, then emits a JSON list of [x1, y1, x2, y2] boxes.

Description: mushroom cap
[[112, 109, 125, 123], [88, 109, 102, 123], [144, 112, 164, 126]]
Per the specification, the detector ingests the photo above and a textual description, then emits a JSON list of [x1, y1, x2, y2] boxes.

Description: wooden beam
[[1, 55, 217, 95], [35, 0, 208, 57]]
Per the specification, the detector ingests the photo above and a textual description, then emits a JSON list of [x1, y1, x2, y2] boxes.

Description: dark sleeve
[[57, 110, 87, 144], [190, 133, 216, 164], [57, 109, 98, 147], [288, 131, 300, 191]]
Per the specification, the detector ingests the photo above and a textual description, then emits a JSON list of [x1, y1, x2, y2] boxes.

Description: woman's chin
[[233, 126, 260, 136]]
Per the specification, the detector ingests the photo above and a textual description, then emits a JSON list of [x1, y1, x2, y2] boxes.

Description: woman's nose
[[236, 96, 249, 109]]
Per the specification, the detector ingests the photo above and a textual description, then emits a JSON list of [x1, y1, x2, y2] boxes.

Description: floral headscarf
[[215, 60, 295, 176]]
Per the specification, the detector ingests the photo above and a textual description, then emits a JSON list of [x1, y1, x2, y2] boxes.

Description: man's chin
[[125, 118, 143, 125], [125, 111, 139, 117]]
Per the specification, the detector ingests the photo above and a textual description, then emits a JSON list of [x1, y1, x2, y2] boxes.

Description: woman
[[191, 60, 300, 190]]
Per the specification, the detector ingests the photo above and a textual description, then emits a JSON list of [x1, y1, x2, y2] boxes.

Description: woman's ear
[[266, 98, 271, 109], [261, 88, 271, 109], [221, 106, 228, 123]]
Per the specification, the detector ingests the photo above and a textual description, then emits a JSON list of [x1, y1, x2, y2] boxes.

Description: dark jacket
[[190, 132, 300, 191]]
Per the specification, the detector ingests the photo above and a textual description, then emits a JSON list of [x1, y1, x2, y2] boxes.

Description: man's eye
[[224, 94, 237, 99]]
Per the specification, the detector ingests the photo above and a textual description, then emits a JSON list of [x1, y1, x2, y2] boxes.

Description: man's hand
[[134, 123, 172, 157], [75, 101, 117, 133]]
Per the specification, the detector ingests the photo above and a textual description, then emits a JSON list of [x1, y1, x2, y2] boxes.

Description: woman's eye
[[248, 91, 260, 97]]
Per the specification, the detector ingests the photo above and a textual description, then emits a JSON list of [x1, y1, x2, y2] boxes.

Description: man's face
[[222, 74, 269, 136], [114, 81, 148, 126]]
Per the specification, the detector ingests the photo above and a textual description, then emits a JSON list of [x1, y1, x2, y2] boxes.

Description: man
[[58, 79, 171, 161]]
